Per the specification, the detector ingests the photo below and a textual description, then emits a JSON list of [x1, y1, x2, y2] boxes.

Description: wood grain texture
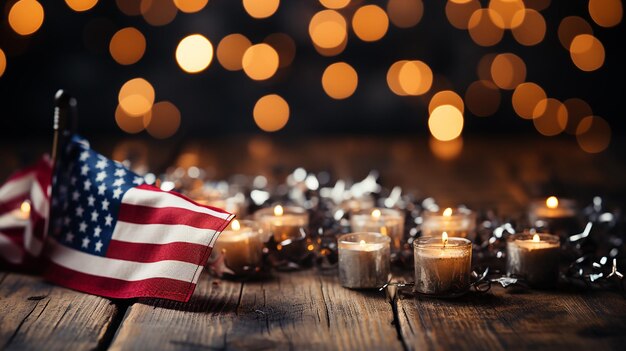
[[109, 270, 403, 351], [397, 286, 626, 351], [0, 272, 121, 351]]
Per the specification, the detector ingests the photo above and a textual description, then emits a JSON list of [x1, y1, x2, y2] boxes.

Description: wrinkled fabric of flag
[[1, 136, 234, 302]]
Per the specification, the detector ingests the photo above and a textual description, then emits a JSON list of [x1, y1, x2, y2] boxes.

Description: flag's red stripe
[[33, 158, 52, 198], [45, 261, 196, 302], [2, 165, 36, 184], [106, 240, 212, 265], [0, 195, 28, 214], [29, 210, 46, 240], [118, 204, 230, 230], [0, 227, 25, 246], [135, 184, 232, 214]]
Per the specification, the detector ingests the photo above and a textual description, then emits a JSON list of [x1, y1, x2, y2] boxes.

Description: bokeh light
[[524, 0, 550, 11], [319, 0, 350, 9], [446, 0, 481, 30], [488, 0, 525, 29], [490, 53, 526, 90], [217, 33, 251, 71], [588, 0, 622, 28], [468, 9, 504, 46], [0, 49, 6, 78], [243, 0, 280, 19], [563, 98, 593, 135], [429, 136, 464, 161], [429, 90, 464, 114], [141, 0, 178, 26], [352, 5, 389, 42], [477, 53, 497, 81], [264, 33, 296, 68], [576, 116, 611, 153], [176, 34, 214, 74], [558, 16, 593, 50], [428, 105, 464, 141], [118, 78, 155, 117], [511, 9, 546, 46], [570, 34, 605, 72], [174, 0, 208, 13], [387, 0, 423, 28], [398, 60, 433, 96], [146, 101, 181, 139], [115, 104, 147, 134], [8, 0, 45, 36], [465, 80, 500, 117], [512, 82, 546, 119], [309, 10, 347, 50], [322, 62, 358, 100], [65, 0, 98, 12], [532, 98, 568, 136], [109, 27, 146, 65], [313, 37, 348, 57], [242, 43, 279, 80], [253, 94, 290, 132], [116, 0, 142, 16], [387, 60, 409, 96]]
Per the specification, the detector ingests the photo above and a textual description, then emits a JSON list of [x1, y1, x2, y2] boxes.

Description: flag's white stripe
[[0, 232, 24, 264], [0, 213, 28, 229], [47, 239, 202, 283], [122, 187, 231, 220], [0, 172, 34, 202], [30, 180, 49, 220], [111, 221, 218, 246]]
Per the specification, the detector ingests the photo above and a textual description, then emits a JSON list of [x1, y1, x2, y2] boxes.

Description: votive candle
[[350, 208, 404, 252], [338, 232, 391, 289], [212, 220, 264, 276], [421, 207, 476, 240], [506, 233, 560, 288]]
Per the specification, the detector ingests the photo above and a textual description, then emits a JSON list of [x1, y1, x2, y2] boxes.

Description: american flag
[[1, 136, 234, 302], [0, 157, 51, 269]]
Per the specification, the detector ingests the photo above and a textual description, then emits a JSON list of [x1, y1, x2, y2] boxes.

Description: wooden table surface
[[1, 136, 626, 350]]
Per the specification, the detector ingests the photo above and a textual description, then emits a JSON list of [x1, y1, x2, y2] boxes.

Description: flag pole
[[51, 89, 78, 164]]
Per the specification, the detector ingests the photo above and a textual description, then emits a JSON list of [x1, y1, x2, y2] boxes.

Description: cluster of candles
[[200, 193, 577, 296]]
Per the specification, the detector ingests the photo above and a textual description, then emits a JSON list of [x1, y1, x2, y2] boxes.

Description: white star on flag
[[112, 188, 122, 199], [75, 206, 84, 217], [96, 171, 107, 182], [65, 232, 74, 242], [104, 214, 113, 226], [87, 195, 95, 206], [95, 159, 108, 170], [94, 226, 102, 237], [79, 221, 88, 233], [82, 237, 90, 248], [112, 178, 125, 187], [72, 190, 80, 201], [81, 164, 90, 176], [133, 176, 144, 185], [97, 183, 106, 195], [95, 240, 103, 252], [91, 210, 99, 222], [101, 198, 109, 211], [79, 151, 90, 161], [83, 179, 92, 190], [114, 169, 127, 177]]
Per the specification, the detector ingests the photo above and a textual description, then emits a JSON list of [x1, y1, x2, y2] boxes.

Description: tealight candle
[[350, 208, 404, 252], [421, 207, 476, 240], [528, 196, 579, 237], [11, 200, 31, 221], [212, 220, 263, 276], [506, 233, 560, 288], [253, 205, 309, 242], [338, 232, 391, 289], [414, 233, 472, 297]]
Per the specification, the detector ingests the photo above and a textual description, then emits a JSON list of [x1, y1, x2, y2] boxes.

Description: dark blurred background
[[0, 0, 623, 144]]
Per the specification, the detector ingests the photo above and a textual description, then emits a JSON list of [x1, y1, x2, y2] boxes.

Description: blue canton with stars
[[50, 136, 145, 256]]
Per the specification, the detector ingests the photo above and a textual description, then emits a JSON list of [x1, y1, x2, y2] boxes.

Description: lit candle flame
[[532, 234, 540, 242], [359, 240, 366, 247], [442, 231, 448, 247], [443, 207, 453, 217], [231, 219, 240, 231], [371, 209, 381, 219], [20, 200, 31, 214], [546, 196, 559, 209], [274, 205, 284, 216]]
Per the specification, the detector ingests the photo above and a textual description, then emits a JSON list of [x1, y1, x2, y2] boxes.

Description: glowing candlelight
[[442, 232, 448, 247], [212, 220, 263, 276], [506, 233, 560, 288], [350, 208, 404, 253], [274, 205, 284, 216], [371, 209, 381, 219], [443, 207, 453, 217], [421, 207, 476, 240], [546, 196, 559, 209], [414, 235, 472, 297], [338, 233, 391, 289]]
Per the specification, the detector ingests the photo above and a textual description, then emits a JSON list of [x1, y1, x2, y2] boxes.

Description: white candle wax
[[253, 205, 309, 242], [350, 208, 404, 252], [506, 233, 560, 288], [421, 207, 476, 240], [414, 236, 472, 297], [212, 220, 263, 276], [338, 233, 390, 289]]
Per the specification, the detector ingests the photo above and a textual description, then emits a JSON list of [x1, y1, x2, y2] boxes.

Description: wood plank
[[396, 286, 626, 351], [0, 271, 121, 350], [110, 270, 403, 351]]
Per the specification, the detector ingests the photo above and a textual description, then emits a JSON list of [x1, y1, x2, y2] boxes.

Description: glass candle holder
[[211, 220, 264, 277], [338, 232, 391, 289], [350, 208, 404, 252], [253, 205, 309, 243], [421, 207, 476, 240], [414, 235, 472, 297], [506, 233, 560, 288], [528, 196, 579, 237]]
